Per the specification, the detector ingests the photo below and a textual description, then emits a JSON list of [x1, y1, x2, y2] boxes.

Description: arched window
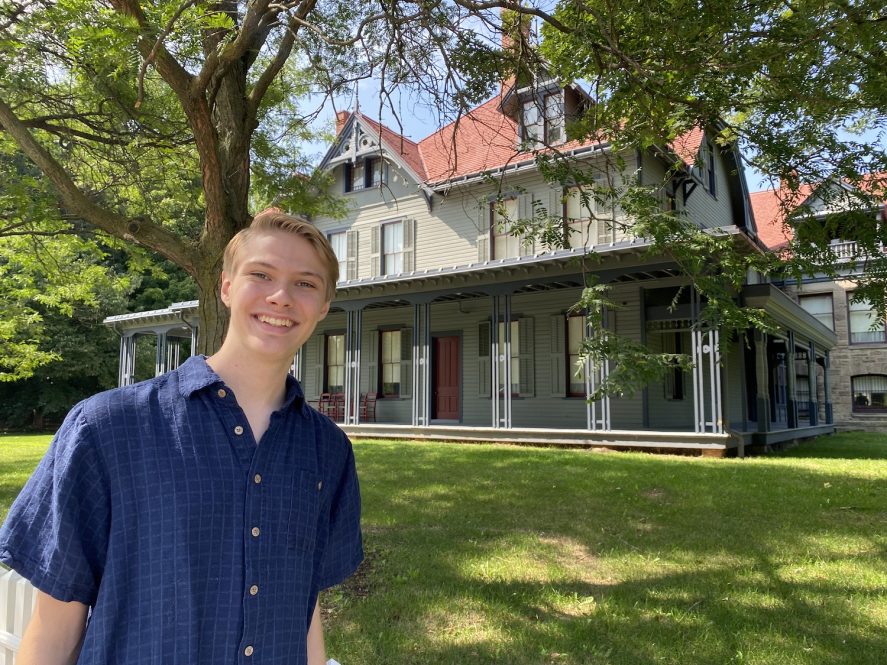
[[851, 375, 887, 412]]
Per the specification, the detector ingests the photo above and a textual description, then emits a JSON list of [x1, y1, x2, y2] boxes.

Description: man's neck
[[206, 349, 289, 418]]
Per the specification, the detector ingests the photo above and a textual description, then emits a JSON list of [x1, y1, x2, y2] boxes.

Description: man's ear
[[318, 301, 330, 321], [220, 271, 232, 308]]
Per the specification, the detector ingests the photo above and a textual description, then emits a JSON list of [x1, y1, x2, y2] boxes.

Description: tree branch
[[247, 2, 318, 118], [0, 96, 196, 271]]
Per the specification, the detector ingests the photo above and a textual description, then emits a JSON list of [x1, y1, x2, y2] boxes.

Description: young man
[[0, 210, 363, 664]]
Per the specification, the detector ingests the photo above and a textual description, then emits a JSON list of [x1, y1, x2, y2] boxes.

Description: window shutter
[[550, 315, 566, 396], [477, 321, 491, 397], [399, 327, 413, 398], [518, 317, 535, 397], [310, 335, 324, 400], [346, 229, 358, 280], [477, 204, 490, 262], [370, 225, 381, 276], [403, 218, 416, 273], [365, 329, 379, 394], [343, 163, 352, 193]]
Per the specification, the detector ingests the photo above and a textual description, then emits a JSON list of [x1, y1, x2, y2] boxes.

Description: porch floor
[[339, 423, 836, 457]]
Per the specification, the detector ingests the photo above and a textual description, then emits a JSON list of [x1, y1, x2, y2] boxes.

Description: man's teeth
[[258, 315, 293, 327]]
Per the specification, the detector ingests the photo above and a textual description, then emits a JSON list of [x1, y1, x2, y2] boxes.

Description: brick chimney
[[335, 110, 351, 136]]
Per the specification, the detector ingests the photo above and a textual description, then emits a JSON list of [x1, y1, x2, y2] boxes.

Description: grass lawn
[[2, 431, 885, 664]]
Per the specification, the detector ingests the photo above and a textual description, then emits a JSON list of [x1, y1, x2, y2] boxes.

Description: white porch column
[[154, 331, 169, 377], [690, 289, 723, 433], [411, 300, 432, 427], [343, 307, 362, 425], [786, 331, 798, 428], [490, 292, 513, 429], [585, 307, 611, 430]]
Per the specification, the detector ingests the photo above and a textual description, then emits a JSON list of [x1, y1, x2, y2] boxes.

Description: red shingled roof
[[356, 114, 428, 180], [340, 94, 716, 187]]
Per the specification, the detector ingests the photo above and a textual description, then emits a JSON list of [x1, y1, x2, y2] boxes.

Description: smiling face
[[219, 229, 330, 368]]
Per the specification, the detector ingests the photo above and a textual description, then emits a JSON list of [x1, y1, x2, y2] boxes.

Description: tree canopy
[[0, 1, 884, 394]]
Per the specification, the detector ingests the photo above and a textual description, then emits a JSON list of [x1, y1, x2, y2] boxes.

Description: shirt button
[[244, 645, 254, 657], [251, 526, 260, 537], [249, 584, 259, 596], [317, 480, 323, 491], [217, 388, 227, 398], [254, 473, 262, 484], [234, 425, 244, 435]]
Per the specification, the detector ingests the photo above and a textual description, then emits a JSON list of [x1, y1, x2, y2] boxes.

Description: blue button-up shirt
[[0, 355, 362, 664]]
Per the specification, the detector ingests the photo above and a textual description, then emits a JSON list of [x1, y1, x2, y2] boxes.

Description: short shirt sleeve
[[316, 441, 363, 590], [0, 402, 110, 605]]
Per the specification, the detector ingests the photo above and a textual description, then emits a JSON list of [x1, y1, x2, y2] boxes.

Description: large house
[[750, 179, 887, 432], [105, 83, 839, 455]]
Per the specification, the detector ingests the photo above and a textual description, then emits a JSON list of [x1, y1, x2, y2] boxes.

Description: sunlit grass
[[1, 432, 885, 663]]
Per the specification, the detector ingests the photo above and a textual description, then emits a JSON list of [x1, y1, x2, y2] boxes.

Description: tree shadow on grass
[[326, 443, 887, 665]]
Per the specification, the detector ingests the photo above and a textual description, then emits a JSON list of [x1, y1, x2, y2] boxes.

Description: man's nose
[[267, 284, 293, 306]]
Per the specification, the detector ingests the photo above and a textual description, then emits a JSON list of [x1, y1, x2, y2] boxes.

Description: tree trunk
[[194, 263, 228, 355]]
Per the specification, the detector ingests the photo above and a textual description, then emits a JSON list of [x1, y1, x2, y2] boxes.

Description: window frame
[[543, 92, 564, 145], [798, 293, 835, 331], [490, 198, 521, 259], [704, 140, 717, 197], [851, 374, 887, 413], [847, 293, 887, 345], [381, 219, 405, 275], [327, 230, 347, 281], [379, 328, 403, 398], [324, 332, 346, 394], [566, 314, 587, 397]]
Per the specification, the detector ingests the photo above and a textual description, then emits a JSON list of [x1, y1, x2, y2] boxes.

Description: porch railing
[[0, 569, 36, 664], [831, 240, 886, 260]]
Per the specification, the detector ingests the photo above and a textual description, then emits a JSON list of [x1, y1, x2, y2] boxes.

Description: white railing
[[0, 569, 36, 664], [831, 240, 886, 261]]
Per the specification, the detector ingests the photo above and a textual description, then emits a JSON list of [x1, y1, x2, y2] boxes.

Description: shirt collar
[[177, 355, 305, 412]]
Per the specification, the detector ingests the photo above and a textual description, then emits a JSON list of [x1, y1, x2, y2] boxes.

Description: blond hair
[[222, 209, 339, 302]]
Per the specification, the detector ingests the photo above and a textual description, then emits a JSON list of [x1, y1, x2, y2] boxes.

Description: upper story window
[[799, 293, 834, 331], [327, 231, 347, 281], [848, 295, 886, 344], [344, 157, 387, 193], [521, 99, 541, 146], [544, 93, 564, 144], [382, 220, 404, 274], [491, 198, 521, 259], [703, 140, 716, 197]]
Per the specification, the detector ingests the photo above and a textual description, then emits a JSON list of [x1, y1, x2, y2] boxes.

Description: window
[[380, 330, 402, 396], [848, 296, 887, 344], [382, 220, 404, 274], [491, 198, 521, 259], [564, 188, 592, 248], [704, 140, 716, 196], [662, 331, 685, 400], [567, 315, 586, 396], [521, 99, 541, 145], [852, 375, 887, 412], [799, 294, 834, 330], [344, 157, 387, 192], [544, 93, 564, 144], [328, 231, 346, 281], [325, 333, 345, 393]]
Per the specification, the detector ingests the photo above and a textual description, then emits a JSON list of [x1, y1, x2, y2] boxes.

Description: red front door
[[433, 336, 460, 420]]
